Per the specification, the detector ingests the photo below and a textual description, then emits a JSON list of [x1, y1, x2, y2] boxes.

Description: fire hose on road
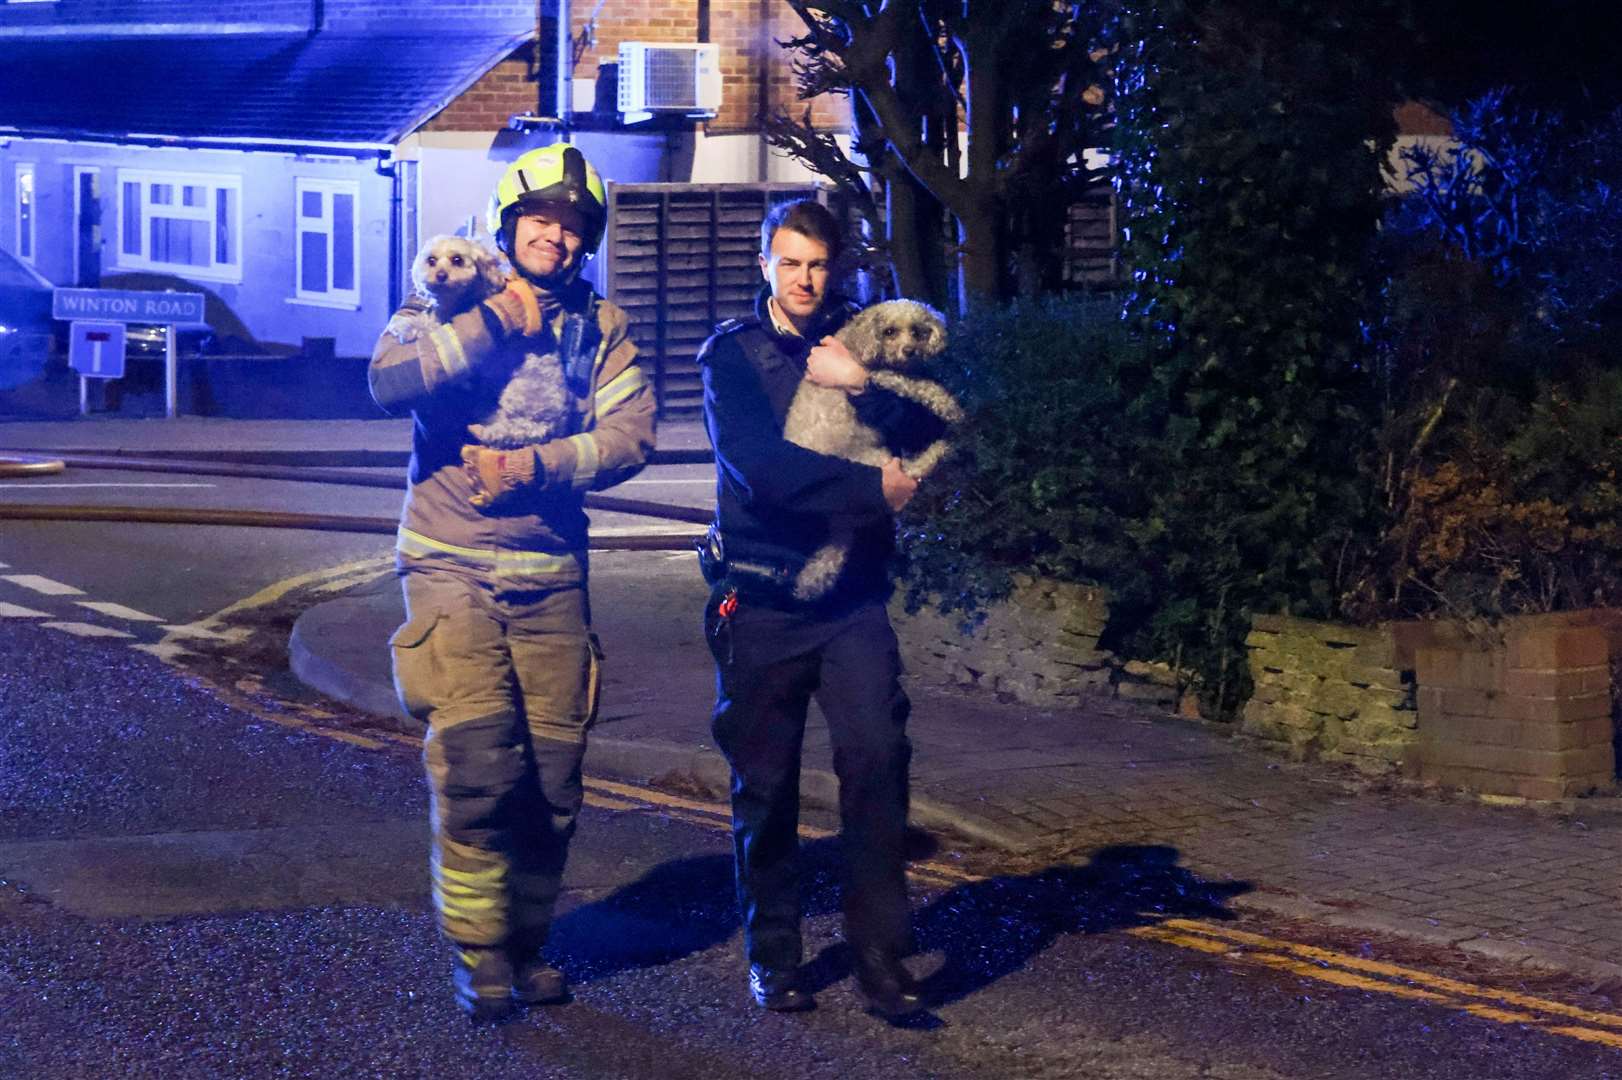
[[0, 451, 709, 551]]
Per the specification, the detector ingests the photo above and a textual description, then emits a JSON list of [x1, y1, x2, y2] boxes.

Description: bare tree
[[769, 0, 1112, 310]]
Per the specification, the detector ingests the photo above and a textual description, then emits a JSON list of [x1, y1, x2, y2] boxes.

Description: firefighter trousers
[[706, 588, 914, 972], [391, 563, 602, 950]]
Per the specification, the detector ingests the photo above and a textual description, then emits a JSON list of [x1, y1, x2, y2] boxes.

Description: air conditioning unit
[[617, 42, 722, 122]]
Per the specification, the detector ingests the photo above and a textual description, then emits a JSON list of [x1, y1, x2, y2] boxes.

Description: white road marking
[[0, 601, 51, 618], [0, 482, 216, 489], [41, 621, 136, 640], [76, 601, 165, 622], [2, 574, 85, 596], [590, 525, 703, 537], [131, 641, 192, 662], [159, 622, 252, 645]]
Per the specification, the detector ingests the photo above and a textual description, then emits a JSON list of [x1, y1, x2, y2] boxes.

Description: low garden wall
[[897, 578, 1618, 800], [1240, 615, 1418, 775], [1405, 612, 1621, 800], [891, 575, 1179, 710]]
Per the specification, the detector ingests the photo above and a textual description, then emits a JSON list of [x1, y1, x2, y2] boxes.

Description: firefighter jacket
[[369, 280, 655, 585], [699, 288, 909, 608]]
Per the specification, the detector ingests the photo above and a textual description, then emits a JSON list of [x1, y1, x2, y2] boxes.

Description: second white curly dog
[[782, 299, 963, 601]]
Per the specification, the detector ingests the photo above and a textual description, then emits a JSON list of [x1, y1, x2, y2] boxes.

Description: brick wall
[[574, 0, 848, 133], [410, 1, 848, 135], [420, 46, 537, 133], [1241, 615, 1418, 774], [1413, 614, 1619, 800]]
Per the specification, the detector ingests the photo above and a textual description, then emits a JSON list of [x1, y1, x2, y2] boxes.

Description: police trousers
[[391, 563, 602, 949], [706, 588, 914, 971]]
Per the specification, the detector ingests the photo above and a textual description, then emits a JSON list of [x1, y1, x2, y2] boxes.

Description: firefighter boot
[[510, 934, 569, 1005], [452, 945, 515, 1024]]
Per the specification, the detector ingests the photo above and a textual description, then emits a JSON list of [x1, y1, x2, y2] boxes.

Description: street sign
[[69, 321, 126, 379], [52, 287, 205, 325]]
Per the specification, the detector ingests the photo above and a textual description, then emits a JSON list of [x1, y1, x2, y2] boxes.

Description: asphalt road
[[0, 462, 711, 627], [5, 617, 1622, 1079], [5, 462, 1622, 1078]]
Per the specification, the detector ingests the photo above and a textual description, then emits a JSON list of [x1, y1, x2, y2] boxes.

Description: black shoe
[[749, 965, 815, 1012], [853, 947, 924, 1017], [452, 946, 514, 1025]]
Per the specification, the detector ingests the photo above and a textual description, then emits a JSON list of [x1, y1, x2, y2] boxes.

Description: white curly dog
[[388, 234, 572, 450], [782, 299, 963, 601]]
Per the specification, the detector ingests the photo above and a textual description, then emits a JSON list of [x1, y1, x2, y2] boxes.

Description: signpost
[[52, 288, 206, 418]]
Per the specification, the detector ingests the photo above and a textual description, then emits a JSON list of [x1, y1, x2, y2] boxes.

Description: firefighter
[[368, 144, 655, 1023], [697, 199, 927, 1017]]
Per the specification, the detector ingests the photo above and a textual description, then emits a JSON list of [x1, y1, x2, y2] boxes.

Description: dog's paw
[[385, 310, 428, 345]]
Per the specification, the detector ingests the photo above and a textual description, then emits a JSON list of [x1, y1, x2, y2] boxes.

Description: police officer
[[369, 144, 655, 1023], [698, 199, 925, 1017]]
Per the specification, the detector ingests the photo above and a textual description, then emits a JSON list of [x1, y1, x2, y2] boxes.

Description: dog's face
[[848, 300, 947, 371], [412, 236, 505, 311]]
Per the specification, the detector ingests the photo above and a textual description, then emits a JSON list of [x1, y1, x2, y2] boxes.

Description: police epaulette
[[712, 317, 753, 335]]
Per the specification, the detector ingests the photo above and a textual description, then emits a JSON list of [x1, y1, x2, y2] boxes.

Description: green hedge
[[896, 295, 1150, 623]]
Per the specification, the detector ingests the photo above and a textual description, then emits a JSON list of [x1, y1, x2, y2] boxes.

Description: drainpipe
[[309, 0, 324, 35], [756, 0, 770, 180], [379, 152, 402, 314]]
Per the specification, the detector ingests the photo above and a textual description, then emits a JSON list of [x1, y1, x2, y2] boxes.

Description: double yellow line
[[582, 778, 1622, 1050], [183, 591, 1622, 1055], [1128, 919, 1622, 1049]]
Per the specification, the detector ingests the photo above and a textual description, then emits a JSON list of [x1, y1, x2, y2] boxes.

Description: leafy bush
[[1342, 92, 1622, 623], [1102, 0, 1393, 711], [1343, 368, 1622, 621], [896, 294, 1150, 621]]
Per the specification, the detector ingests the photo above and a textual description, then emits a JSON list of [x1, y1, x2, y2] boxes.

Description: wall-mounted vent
[[616, 42, 722, 122]]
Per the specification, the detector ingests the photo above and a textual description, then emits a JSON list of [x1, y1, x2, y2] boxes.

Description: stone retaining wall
[[891, 576, 1115, 707], [891, 576, 1181, 710], [1240, 614, 1418, 774]]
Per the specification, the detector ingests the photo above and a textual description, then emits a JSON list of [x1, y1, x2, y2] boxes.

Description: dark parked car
[[0, 248, 54, 391]]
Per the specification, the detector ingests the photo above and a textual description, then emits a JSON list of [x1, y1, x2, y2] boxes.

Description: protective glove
[[481, 277, 545, 337], [461, 445, 539, 509]]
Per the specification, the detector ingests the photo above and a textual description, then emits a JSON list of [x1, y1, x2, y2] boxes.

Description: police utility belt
[[696, 524, 806, 603]]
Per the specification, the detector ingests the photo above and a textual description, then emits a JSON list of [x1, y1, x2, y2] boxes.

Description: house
[[0, 0, 846, 412]]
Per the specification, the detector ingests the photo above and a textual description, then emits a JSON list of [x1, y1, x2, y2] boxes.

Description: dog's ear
[[475, 247, 508, 295]]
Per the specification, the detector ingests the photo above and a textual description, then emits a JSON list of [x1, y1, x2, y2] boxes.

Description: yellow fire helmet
[[486, 144, 608, 259]]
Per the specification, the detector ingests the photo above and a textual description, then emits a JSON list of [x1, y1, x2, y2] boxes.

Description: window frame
[[292, 177, 362, 310], [114, 168, 243, 283], [13, 163, 35, 264]]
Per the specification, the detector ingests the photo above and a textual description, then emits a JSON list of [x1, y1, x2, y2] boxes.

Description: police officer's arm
[[525, 312, 655, 492], [367, 280, 542, 415], [701, 336, 891, 522]]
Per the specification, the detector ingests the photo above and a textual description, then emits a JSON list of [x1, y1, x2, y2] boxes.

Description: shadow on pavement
[[547, 837, 849, 984], [547, 840, 1247, 1020], [895, 843, 1250, 1013]]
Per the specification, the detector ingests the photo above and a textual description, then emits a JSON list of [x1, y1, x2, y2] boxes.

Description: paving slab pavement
[[6, 415, 1622, 984]]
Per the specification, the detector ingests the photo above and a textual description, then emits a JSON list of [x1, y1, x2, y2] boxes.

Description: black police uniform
[[698, 287, 921, 985]]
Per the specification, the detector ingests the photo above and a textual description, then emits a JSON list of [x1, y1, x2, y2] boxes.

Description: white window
[[116, 169, 242, 282], [294, 179, 360, 308], [13, 164, 34, 263]]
